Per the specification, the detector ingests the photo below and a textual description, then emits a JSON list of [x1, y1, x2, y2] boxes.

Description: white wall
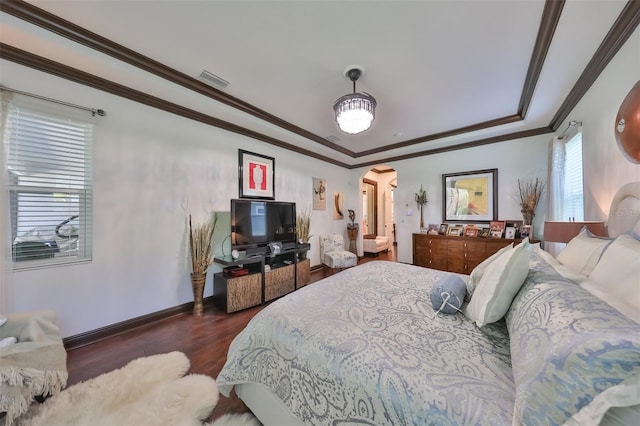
[[1, 61, 352, 337], [558, 26, 640, 221]]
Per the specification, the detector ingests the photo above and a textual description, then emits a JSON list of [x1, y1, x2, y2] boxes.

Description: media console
[[213, 243, 311, 313]]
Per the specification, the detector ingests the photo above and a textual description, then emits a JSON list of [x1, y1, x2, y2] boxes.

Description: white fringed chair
[[319, 234, 357, 273], [0, 310, 67, 426]]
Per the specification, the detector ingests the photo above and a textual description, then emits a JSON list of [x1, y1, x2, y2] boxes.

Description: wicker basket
[[227, 273, 262, 313], [296, 259, 311, 287], [265, 265, 295, 301]]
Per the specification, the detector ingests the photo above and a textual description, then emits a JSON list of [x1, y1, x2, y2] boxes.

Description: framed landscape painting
[[442, 168, 497, 223]]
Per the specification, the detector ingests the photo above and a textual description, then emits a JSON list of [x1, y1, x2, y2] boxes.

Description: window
[[3, 95, 93, 269], [563, 132, 584, 221]]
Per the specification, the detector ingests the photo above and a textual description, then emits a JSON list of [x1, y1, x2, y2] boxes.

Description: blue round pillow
[[430, 274, 467, 315]]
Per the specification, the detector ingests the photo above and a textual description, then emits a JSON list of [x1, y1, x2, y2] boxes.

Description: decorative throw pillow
[[466, 243, 513, 297], [586, 234, 640, 323], [464, 239, 531, 327], [506, 254, 640, 425], [430, 274, 466, 314], [556, 226, 613, 276]]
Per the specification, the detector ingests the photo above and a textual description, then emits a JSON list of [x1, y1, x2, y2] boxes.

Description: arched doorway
[[361, 165, 397, 259]]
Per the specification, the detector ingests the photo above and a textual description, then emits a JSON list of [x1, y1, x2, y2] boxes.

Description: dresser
[[412, 233, 523, 274]]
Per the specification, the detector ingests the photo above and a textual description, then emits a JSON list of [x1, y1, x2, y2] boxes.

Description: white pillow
[[564, 375, 640, 426], [465, 239, 531, 327], [585, 234, 640, 323], [532, 243, 591, 285], [467, 243, 513, 297], [556, 227, 613, 276]]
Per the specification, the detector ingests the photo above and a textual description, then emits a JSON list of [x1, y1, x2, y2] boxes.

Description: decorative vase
[[521, 209, 534, 226], [347, 225, 358, 254], [298, 249, 308, 261], [190, 272, 207, 316], [419, 205, 425, 229]]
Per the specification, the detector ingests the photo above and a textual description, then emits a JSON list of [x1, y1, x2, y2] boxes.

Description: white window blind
[[563, 132, 584, 221], [4, 95, 93, 269]]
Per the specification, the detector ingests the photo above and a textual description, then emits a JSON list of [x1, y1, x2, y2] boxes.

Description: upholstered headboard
[[607, 182, 640, 237]]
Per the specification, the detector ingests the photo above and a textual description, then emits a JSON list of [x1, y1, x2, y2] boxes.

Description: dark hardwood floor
[[65, 247, 397, 422]]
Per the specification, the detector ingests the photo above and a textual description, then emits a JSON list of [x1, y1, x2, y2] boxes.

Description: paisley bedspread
[[216, 261, 515, 425]]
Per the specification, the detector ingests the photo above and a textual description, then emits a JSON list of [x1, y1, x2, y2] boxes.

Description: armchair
[[319, 233, 357, 273]]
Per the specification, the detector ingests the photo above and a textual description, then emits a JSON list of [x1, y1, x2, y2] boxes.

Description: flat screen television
[[231, 199, 296, 250]]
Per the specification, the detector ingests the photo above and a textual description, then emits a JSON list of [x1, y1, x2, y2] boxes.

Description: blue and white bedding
[[217, 261, 515, 425], [216, 256, 640, 425]]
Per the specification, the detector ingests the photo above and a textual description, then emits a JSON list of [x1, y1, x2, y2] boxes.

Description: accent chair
[[319, 233, 357, 273]]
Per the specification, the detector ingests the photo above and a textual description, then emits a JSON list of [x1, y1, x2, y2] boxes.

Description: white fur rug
[[13, 352, 260, 426], [208, 413, 261, 426]]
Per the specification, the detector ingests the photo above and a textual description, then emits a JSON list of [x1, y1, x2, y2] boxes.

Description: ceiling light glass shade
[[334, 92, 377, 135]]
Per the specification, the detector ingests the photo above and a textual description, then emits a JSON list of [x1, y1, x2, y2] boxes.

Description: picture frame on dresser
[[239, 149, 275, 199], [505, 227, 516, 239], [520, 225, 533, 238], [448, 225, 464, 236], [489, 220, 506, 238], [442, 168, 498, 222], [465, 226, 479, 237]]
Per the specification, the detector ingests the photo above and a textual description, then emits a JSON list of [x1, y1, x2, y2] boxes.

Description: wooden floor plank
[[65, 248, 397, 421]]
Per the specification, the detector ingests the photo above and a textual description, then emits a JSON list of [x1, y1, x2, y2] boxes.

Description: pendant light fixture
[[333, 66, 377, 135]]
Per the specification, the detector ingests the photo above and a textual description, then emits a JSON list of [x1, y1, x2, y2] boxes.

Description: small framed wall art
[[333, 192, 344, 220], [239, 150, 275, 199], [313, 177, 326, 210]]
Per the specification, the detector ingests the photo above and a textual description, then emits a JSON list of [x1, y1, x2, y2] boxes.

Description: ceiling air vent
[[198, 70, 229, 89], [326, 135, 341, 143]]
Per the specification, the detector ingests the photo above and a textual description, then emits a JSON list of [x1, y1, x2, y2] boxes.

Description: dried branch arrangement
[[517, 178, 545, 214], [296, 208, 312, 243], [188, 213, 218, 274]]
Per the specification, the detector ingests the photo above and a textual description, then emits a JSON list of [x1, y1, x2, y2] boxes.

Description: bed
[[217, 184, 640, 426]]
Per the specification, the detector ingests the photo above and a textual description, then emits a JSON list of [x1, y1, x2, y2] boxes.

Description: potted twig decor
[[188, 213, 217, 316], [517, 178, 545, 225], [296, 208, 311, 260], [415, 185, 428, 229]]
